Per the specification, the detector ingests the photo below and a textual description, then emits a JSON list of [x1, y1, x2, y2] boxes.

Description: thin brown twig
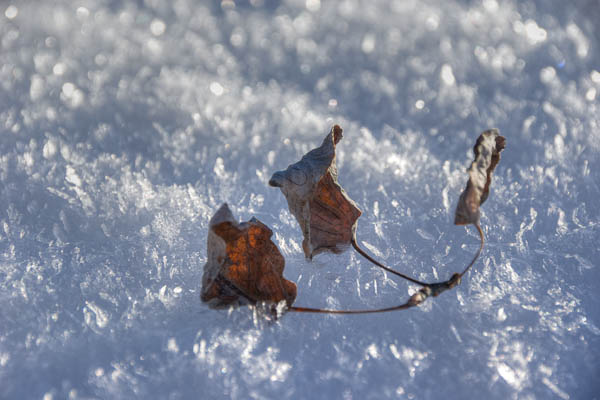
[[459, 223, 484, 277], [351, 237, 429, 287], [288, 224, 485, 315], [289, 302, 414, 314]]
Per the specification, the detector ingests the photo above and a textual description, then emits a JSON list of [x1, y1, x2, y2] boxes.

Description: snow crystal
[[440, 64, 456, 86], [150, 19, 166, 37], [4, 5, 18, 19]]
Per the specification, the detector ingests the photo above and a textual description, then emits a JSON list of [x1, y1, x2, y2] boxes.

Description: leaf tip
[[332, 124, 343, 144], [210, 203, 235, 226], [268, 171, 284, 188]]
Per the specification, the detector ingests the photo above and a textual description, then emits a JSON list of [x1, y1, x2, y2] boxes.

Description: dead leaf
[[269, 125, 362, 259], [201, 203, 297, 308], [454, 129, 506, 226]]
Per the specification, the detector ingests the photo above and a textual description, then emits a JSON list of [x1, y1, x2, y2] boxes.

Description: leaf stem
[[289, 303, 414, 314], [351, 237, 430, 286], [289, 225, 485, 315], [459, 223, 484, 277]]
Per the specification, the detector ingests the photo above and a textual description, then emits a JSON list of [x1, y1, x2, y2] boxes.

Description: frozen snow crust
[[1, 0, 599, 399]]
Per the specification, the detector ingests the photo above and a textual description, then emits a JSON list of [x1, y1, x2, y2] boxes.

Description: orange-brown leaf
[[201, 204, 297, 308], [269, 125, 362, 259]]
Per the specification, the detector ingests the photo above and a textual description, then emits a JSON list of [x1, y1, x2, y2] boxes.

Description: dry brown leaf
[[269, 125, 362, 259], [454, 129, 506, 226], [201, 203, 297, 308]]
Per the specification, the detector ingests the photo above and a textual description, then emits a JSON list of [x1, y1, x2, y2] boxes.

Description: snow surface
[[1, 0, 599, 399]]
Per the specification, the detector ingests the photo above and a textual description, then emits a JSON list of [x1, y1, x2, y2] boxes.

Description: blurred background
[[1, 1, 599, 399]]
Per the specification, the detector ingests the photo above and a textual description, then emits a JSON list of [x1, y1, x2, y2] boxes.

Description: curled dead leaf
[[269, 125, 362, 259], [454, 129, 506, 226], [201, 203, 297, 308]]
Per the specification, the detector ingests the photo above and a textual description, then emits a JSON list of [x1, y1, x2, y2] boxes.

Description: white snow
[[1, 0, 599, 399]]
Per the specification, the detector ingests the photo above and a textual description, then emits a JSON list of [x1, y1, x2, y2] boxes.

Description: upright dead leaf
[[269, 125, 362, 259], [201, 203, 297, 308], [454, 129, 506, 226]]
